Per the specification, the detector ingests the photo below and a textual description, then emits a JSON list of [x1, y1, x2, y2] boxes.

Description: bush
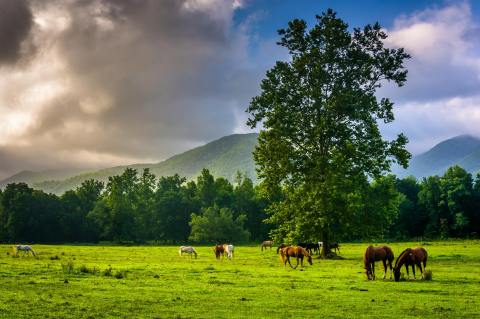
[[50, 255, 60, 260], [189, 206, 250, 243], [103, 267, 113, 277], [78, 264, 98, 275], [62, 261, 75, 274], [114, 270, 127, 279], [423, 269, 433, 281]]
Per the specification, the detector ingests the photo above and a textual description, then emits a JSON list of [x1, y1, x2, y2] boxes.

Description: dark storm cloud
[[0, 0, 34, 64], [0, 0, 269, 179]]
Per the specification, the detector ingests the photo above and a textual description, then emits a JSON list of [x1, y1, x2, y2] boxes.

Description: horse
[[214, 245, 225, 259], [261, 240, 274, 251], [179, 246, 197, 259], [393, 247, 428, 282], [364, 245, 394, 280], [276, 243, 287, 254], [280, 246, 313, 269], [297, 242, 318, 255], [14, 245, 36, 257], [330, 242, 340, 254], [223, 244, 234, 260]]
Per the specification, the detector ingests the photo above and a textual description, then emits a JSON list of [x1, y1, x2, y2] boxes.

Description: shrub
[[103, 267, 113, 277], [189, 206, 250, 243], [423, 269, 433, 281], [78, 264, 98, 275], [114, 270, 127, 279], [62, 261, 75, 274], [50, 255, 60, 260]]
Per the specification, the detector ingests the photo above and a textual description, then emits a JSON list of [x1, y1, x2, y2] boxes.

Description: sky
[[1, 0, 480, 179]]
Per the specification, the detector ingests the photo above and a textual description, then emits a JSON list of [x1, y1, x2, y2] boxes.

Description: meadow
[[0, 241, 479, 319]]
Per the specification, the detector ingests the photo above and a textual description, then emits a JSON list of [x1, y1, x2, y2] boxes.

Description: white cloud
[[380, 2, 480, 153]]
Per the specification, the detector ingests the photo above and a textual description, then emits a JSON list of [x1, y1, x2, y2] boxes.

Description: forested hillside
[[0, 134, 259, 194]]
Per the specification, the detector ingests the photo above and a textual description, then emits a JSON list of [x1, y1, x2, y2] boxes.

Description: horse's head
[[307, 254, 313, 265], [393, 267, 401, 282], [365, 266, 372, 280], [364, 260, 374, 280]]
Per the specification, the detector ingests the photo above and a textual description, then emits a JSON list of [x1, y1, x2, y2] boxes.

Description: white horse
[[224, 244, 234, 260], [14, 245, 36, 257], [179, 246, 197, 259]]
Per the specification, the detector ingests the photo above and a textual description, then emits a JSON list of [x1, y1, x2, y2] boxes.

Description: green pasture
[[0, 241, 479, 318]]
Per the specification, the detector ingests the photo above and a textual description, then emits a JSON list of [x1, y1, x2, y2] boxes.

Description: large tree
[[246, 10, 410, 255]]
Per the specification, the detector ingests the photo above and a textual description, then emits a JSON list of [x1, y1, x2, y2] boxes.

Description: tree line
[[391, 165, 480, 240], [0, 164, 478, 244], [0, 168, 270, 244]]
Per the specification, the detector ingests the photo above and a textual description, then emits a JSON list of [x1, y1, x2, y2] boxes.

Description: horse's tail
[[422, 248, 428, 268], [385, 246, 394, 263]]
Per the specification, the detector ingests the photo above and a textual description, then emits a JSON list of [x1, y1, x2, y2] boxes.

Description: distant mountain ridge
[[393, 135, 480, 178], [3, 133, 480, 194], [0, 133, 259, 194]]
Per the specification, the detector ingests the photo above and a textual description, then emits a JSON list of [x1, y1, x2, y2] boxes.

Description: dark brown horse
[[364, 245, 395, 280], [213, 245, 225, 259], [280, 246, 313, 269], [393, 247, 428, 282]]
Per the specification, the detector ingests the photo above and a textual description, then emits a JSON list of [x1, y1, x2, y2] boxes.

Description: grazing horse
[[261, 240, 274, 251], [297, 242, 318, 255], [14, 245, 36, 257], [393, 247, 428, 282], [223, 244, 234, 260], [330, 242, 340, 254], [364, 245, 394, 280], [276, 243, 287, 254], [179, 246, 197, 259], [280, 246, 313, 269], [214, 245, 225, 259]]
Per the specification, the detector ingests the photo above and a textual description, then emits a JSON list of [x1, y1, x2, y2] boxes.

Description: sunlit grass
[[0, 241, 479, 318]]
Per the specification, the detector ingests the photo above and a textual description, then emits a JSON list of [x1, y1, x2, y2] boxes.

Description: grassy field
[[0, 241, 479, 318]]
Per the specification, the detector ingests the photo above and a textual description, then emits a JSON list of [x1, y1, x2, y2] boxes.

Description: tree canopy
[[246, 9, 411, 254]]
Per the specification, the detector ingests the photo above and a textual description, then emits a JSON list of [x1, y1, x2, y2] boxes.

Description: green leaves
[[247, 9, 411, 243]]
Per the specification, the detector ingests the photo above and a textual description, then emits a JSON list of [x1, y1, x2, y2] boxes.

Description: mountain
[[393, 135, 480, 178], [5, 133, 480, 194], [0, 133, 259, 194], [0, 168, 92, 187]]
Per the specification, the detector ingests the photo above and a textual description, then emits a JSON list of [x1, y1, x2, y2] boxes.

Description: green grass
[[0, 241, 479, 318]]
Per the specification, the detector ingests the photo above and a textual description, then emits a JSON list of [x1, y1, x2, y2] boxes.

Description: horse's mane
[[300, 247, 310, 257], [394, 248, 411, 268]]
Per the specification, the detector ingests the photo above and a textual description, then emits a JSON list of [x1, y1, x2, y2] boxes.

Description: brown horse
[[276, 243, 287, 254], [213, 245, 225, 259], [261, 240, 274, 251], [364, 245, 395, 280], [280, 246, 313, 269], [393, 247, 428, 282]]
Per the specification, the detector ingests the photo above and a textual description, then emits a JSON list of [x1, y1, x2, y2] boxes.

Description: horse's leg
[[417, 261, 423, 277], [372, 262, 375, 280], [382, 260, 387, 279], [287, 256, 295, 269], [412, 264, 416, 279]]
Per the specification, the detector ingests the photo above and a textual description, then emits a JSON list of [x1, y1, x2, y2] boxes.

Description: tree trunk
[[321, 230, 330, 259]]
